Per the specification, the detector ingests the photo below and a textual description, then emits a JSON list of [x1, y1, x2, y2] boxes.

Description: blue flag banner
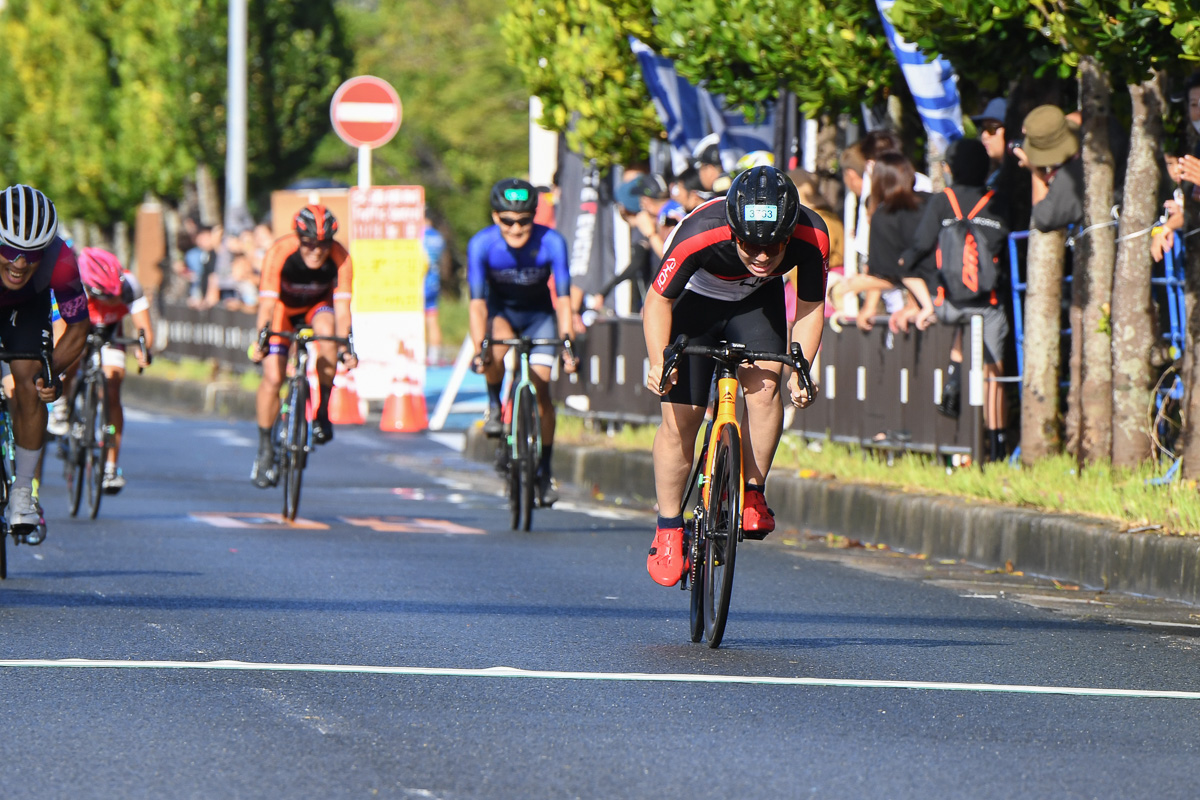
[[874, 0, 964, 151], [629, 38, 774, 175]]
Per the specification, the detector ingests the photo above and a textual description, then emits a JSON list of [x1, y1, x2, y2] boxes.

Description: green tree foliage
[[331, 0, 534, 253], [888, 0, 1064, 91], [501, 0, 663, 167], [0, 0, 198, 223], [179, 0, 353, 211], [647, 0, 900, 120], [0, 0, 350, 227]]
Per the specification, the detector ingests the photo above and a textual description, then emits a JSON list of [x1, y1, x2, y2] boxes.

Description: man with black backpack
[[899, 138, 1011, 461]]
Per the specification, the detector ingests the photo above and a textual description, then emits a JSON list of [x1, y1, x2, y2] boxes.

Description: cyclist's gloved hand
[[339, 350, 359, 370], [471, 351, 490, 374]]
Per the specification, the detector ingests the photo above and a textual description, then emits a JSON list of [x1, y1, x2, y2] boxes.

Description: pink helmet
[[78, 247, 125, 298]]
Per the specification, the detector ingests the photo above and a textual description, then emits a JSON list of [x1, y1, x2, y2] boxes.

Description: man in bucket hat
[[1013, 104, 1084, 231]]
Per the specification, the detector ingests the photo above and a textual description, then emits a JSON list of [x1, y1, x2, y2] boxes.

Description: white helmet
[[0, 185, 58, 250]]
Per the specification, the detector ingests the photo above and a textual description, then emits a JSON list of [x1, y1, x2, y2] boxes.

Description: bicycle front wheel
[[687, 518, 704, 642], [282, 381, 308, 521], [85, 371, 108, 520], [515, 385, 538, 531], [703, 423, 742, 648], [64, 380, 87, 517]]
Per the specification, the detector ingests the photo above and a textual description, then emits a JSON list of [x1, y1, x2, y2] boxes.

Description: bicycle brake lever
[[791, 342, 816, 398]]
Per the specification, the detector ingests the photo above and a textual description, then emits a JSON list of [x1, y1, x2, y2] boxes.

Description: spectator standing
[[1159, 71, 1200, 257], [900, 138, 1012, 460], [789, 168, 845, 320], [185, 224, 217, 308], [1014, 105, 1085, 231], [692, 133, 724, 191], [972, 97, 1032, 233], [670, 167, 711, 212]]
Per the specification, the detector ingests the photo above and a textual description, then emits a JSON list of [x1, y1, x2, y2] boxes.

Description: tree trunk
[[1020, 228, 1067, 464], [1076, 57, 1116, 465], [1110, 74, 1164, 467]]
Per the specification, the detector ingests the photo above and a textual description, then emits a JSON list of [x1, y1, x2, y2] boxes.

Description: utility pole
[[225, 0, 248, 231]]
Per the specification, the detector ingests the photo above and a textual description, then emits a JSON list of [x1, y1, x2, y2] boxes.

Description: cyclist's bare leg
[[652, 401, 706, 515], [102, 363, 126, 468], [310, 309, 338, 418], [9, 360, 47, 453], [530, 364, 555, 446], [738, 361, 784, 486], [257, 353, 286, 429]]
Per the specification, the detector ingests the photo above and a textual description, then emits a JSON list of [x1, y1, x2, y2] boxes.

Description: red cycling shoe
[[647, 526, 689, 587], [742, 489, 775, 539]]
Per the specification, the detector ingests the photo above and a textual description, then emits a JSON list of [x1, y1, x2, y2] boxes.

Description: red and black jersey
[[650, 198, 830, 303]]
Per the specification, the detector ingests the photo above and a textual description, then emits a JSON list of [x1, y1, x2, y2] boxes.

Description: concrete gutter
[[124, 373, 1200, 608]]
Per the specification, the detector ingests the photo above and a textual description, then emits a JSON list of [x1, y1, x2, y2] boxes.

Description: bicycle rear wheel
[[85, 372, 108, 520], [515, 385, 537, 531], [702, 423, 742, 648]]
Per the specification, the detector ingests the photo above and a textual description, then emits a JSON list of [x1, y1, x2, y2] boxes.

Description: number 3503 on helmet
[[724, 165, 799, 246]]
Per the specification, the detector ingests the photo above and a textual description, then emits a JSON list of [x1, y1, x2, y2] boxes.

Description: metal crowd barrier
[[154, 302, 258, 372], [554, 316, 987, 462]]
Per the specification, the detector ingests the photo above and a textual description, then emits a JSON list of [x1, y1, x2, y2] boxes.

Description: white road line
[[0, 659, 1197, 700]]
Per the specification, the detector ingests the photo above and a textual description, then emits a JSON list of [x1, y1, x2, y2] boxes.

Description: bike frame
[[700, 369, 744, 513]]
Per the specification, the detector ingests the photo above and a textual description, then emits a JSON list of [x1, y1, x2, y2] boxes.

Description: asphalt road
[[1, 410, 1199, 799]]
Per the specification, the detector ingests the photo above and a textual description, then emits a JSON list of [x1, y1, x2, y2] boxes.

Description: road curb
[[123, 373, 257, 420], [464, 427, 1200, 608]]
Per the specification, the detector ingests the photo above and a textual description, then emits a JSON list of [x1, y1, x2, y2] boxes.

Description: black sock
[[318, 383, 332, 421], [259, 426, 273, 453], [539, 444, 553, 474], [745, 482, 764, 494], [487, 381, 503, 408], [657, 514, 684, 530]]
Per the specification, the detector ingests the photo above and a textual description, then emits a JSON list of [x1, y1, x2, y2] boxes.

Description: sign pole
[[358, 145, 372, 189]]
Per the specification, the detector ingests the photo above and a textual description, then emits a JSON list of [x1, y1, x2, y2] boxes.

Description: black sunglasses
[[735, 238, 786, 258], [980, 121, 1004, 135], [498, 215, 534, 228]]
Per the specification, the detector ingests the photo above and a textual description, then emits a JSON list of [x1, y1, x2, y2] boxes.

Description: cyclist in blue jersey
[[468, 178, 578, 506]]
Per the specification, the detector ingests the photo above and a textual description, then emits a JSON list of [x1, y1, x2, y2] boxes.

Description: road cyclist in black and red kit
[[643, 165, 830, 587]]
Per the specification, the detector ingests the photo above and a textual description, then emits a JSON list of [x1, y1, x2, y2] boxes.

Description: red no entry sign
[[330, 76, 403, 149]]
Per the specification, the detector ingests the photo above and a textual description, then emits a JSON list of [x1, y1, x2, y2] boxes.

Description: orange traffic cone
[[380, 375, 428, 433], [328, 368, 365, 425]]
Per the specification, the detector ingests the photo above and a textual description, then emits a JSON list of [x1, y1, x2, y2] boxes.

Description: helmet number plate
[[744, 204, 777, 222]]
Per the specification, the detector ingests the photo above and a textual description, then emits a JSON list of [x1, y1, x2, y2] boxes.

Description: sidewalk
[[122, 371, 1200, 608]]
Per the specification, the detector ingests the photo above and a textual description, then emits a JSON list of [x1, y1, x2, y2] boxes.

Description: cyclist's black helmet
[[490, 178, 538, 213], [724, 165, 799, 246]]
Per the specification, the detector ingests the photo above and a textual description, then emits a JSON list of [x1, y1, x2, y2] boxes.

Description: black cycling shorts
[[0, 292, 53, 357], [664, 280, 787, 407]]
